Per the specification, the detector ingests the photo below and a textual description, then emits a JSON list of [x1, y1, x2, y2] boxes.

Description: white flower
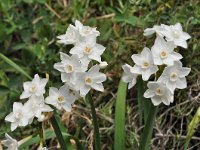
[[20, 74, 48, 99], [72, 65, 106, 96], [57, 24, 78, 45], [45, 84, 78, 112], [144, 82, 174, 106], [70, 40, 105, 66], [24, 96, 53, 123], [75, 20, 100, 37], [122, 64, 138, 89], [151, 36, 182, 66], [158, 61, 191, 92], [99, 61, 108, 69], [143, 25, 164, 37], [161, 23, 191, 48], [54, 53, 87, 82], [5, 102, 31, 131], [1, 134, 18, 150], [131, 47, 158, 81]]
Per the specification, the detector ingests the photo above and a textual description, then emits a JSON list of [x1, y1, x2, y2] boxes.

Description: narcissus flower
[[45, 84, 78, 112], [5, 102, 31, 131], [54, 53, 87, 82], [131, 47, 158, 80], [20, 74, 48, 99], [75, 20, 100, 38], [57, 24, 77, 45], [70, 40, 105, 66], [1, 134, 18, 150], [72, 65, 106, 96], [122, 64, 138, 89], [158, 61, 191, 92], [144, 82, 174, 106], [161, 23, 191, 48], [151, 36, 182, 66], [24, 96, 53, 123]]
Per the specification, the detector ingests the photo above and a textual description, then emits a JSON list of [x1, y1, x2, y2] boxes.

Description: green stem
[[38, 122, 45, 147], [139, 103, 158, 150], [86, 93, 101, 150], [50, 115, 67, 150], [137, 76, 144, 126]]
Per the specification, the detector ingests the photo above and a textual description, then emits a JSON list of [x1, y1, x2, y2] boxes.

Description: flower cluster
[[122, 23, 191, 106], [3, 20, 106, 150], [53, 20, 107, 99], [5, 74, 53, 131]]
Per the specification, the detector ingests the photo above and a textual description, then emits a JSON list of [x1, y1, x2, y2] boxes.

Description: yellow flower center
[[160, 51, 168, 58], [30, 85, 37, 93], [142, 61, 149, 68], [66, 64, 73, 72], [84, 47, 92, 54], [85, 77, 92, 84], [155, 88, 163, 96], [170, 72, 177, 81], [57, 96, 64, 103]]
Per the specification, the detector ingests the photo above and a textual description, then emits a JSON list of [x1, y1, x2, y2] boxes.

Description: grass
[[0, 0, 200, 149]]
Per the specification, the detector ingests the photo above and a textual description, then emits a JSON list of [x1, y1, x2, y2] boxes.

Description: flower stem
[[139, 103, 158, 150], [38, 122, 45, 147], [50, 115, 67, 150], [86, 93, 101, 150]]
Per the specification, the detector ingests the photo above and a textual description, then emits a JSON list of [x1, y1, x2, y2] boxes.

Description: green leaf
[[114, 79, 127, 150], [86, 93, 101, 150], [139, 103, 157, 150], [115, 15, 143, 27], [184, 107, 200, 149], [0, 85, 9, 96], [50, 115, 68, 150], [54, 115, 74, 150], [0, 53, 32, 80]]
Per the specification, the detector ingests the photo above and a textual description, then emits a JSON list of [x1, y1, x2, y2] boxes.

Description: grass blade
[[0, 53, 32, 80], [86, 93, 101, 150], [184, 107, 200, 150], [139, 103, 157, 150], [50, 115, 68, 150], [114, 79, 127, 150]]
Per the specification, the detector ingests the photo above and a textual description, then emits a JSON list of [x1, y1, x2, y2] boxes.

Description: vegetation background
[[0, 0, 199, 149]]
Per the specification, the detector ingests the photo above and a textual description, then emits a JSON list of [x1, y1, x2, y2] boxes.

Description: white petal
[[20, 91, 31, 99], [91, 83, 104, 92], [62, 103, 72, 112], [13, 102, 23, 112], [61, 73, 70, 82], [182, 32, 191, 40], [141, 71, 151, 81], [11, 123, 18, 131], [80, 85, 90, 96], [5, 112, 15, 122], [176, 78, 187, 89], [144, 89, 155, 98], [161, 97, 170, 106], [131, 54, 142, 65], [151, 96, 162, 106], [174, 39, 187, 48], [54, 63, 65, 72], [179, 67, 191, 77]]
